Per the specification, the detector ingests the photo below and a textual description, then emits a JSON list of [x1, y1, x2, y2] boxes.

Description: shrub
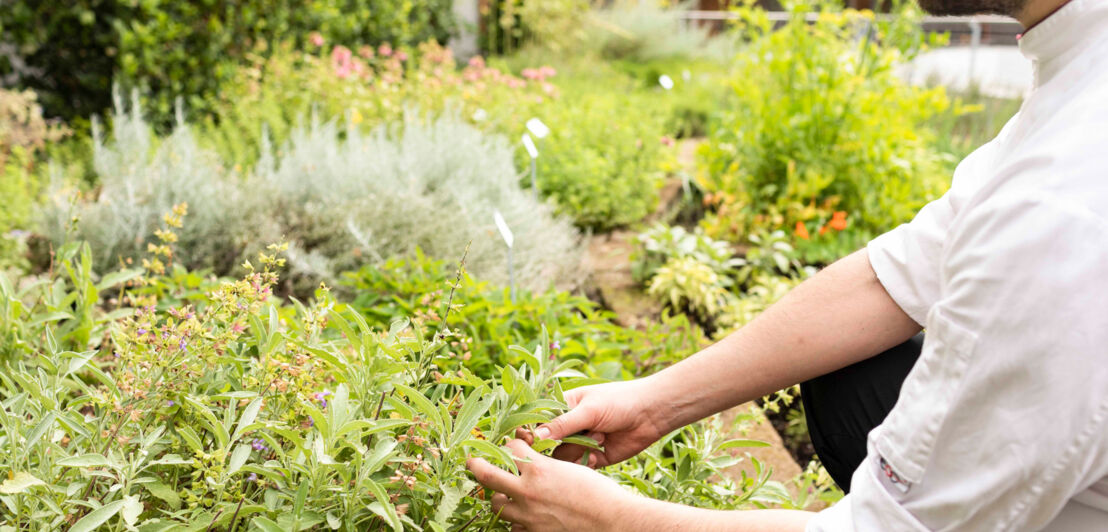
[[501, 76, 671, 230], [631, 224, 740, 285], [0, 89, 71, 266], [202, 40, 552, 169], [340, 253, 707, 379], [0, 217, 792, 529], [0, 0, 457, 123], [41, 97, 582, 296], [698, 1, 968, 249], [588, 2, 736, 63]]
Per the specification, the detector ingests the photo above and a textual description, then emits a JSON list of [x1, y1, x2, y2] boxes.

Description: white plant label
[[493, 210, 514, 248], [659, 74, 675, 90], [472, 108, 489, 122], [521, 133, 539, 159], [526, 118, 550, 138]]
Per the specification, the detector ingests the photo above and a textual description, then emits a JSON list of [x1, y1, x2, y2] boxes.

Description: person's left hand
[[466, 438, 637, 532]]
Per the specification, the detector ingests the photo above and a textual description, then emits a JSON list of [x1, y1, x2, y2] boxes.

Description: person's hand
[[530, 378, 670, 468], [466, 439, 637, 532]]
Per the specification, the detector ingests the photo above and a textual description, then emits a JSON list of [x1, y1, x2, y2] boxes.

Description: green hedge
[[0, 0, 456, 124]]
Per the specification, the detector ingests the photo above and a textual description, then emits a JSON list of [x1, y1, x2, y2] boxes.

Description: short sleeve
[[865, 190, 957, 326]]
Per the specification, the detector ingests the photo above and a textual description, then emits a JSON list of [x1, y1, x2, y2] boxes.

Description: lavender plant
[[42, 95, 581, 296]]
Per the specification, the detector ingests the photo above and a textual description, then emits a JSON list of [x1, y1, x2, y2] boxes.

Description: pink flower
[[396, 51, 408, 62], [332, 46, 354, 78], [309, 32, 325, 47], [468, 56, 485, 69], [358, 45, 375, 59], [507, 78, 526, 89], [332, 45, 353, 64], [660, 136, 675, 147], [521, 68, 540, 80], [539, 66, 557, 78], [378, 43, 393, 57]]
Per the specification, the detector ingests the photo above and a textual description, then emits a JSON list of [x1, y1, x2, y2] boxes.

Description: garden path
[[580, 139, 806, 501]]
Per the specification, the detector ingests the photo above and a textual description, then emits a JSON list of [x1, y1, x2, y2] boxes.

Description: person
[[466, 0, 1108, 529]]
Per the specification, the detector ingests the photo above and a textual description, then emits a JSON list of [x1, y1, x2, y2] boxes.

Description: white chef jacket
[[807, 1, 1108, 530]]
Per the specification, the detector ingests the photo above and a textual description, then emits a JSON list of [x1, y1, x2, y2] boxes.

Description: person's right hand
[[528, 378, 671, 468]]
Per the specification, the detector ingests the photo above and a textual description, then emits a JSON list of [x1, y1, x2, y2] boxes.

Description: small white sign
[[659, 74, 675, 90], [526, 118, 550, 138], [521, 133, 539, 159], [493, 210, 514, 248]]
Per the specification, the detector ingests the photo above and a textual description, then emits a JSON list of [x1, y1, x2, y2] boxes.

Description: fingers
[[505, 438, 542, 472], [492, 493, 526, 524], [466, 457, 521, 495], [551, 430, 606, 465], [515, 427, 534, 445], [535, 404, 595, 441]]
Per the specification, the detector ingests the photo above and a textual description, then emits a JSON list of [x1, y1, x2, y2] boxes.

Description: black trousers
[[800, 334, 925, 493]]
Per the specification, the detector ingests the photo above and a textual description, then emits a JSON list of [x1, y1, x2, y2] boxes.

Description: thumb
[[536, 404, 595, 441]]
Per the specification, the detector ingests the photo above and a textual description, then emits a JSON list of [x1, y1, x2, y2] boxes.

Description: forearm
[[617, 497, 814, 532], [646, 249, 921, 430]]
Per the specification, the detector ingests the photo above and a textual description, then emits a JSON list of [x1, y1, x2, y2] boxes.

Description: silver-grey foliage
[[43, 97, 582, 292]]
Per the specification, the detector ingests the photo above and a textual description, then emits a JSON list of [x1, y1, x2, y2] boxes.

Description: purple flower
[[166, 400, 175, 407], [251, 439, 269, 452], [314, 391, 331, 408], [178, 338, 187, 351], [136, 328, 148, 336], [247, 473, 258, 482]]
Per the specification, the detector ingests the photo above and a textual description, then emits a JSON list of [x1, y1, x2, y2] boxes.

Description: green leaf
[[21, 412, 56, 459], [531, 439, 558, 453], [0, 472, 45, 494], [143, 481, 181, 509], [233, 398, 264, 441], [393, 384, 444, 434], [58, 453, 111, 468], [562, 435, 604, 451], [252, 516, 285, 532], [27, 311, 73, 327], [498, 412, 552, 435], [96, 268, 143, 292], [184, 395, 229, 449], [364, 478, 402, 532], [70, 499, 126, 532], [228, 443, 251, 475], [434, 479, 475, 526], [448, 392, 493, 450], [715, 438, 771, 452], [121, 494, 143, 525], [463, 439, 518, 474]]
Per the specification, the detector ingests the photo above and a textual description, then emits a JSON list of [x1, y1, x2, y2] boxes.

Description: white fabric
[[808, 1, 1108, 530]]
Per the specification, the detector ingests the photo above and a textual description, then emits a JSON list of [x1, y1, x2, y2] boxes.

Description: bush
[[0, 89, 71, 266], [42, 97, 582, 296], [0, 0, 457, 124], [202, 40, 552, 169], [588, 2, 736, 63], [698, 2, 968, 249], [0, 217, 793, 530], [500, 74, 672, 230], [340, 253, 707, 379]]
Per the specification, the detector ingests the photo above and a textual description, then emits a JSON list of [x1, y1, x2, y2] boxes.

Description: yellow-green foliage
[[0, 89, 70, 264], [698, 1, 970, 244]]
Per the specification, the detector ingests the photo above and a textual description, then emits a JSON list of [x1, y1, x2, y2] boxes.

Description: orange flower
[[795, 221, 810, 240], [828, 211, 848, 231]]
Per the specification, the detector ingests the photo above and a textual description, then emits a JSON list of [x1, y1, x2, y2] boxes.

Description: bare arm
[[643, 248, 921, 432]]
